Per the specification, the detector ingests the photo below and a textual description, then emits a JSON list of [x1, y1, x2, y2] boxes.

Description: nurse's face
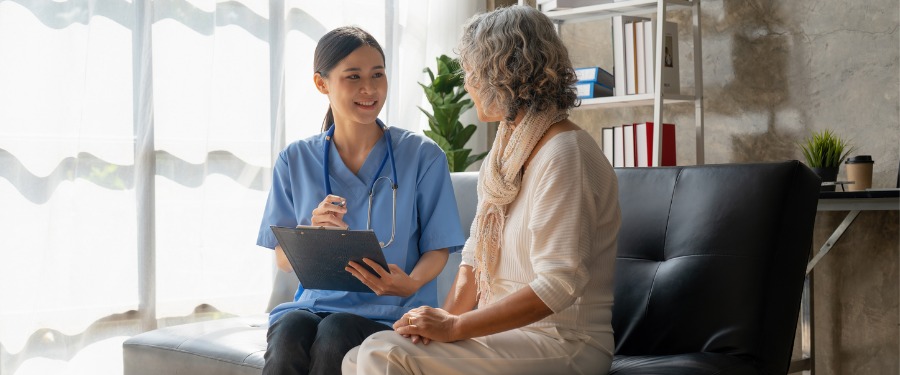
[[315, 46, 387, 128], [463, 66, 502, 123]]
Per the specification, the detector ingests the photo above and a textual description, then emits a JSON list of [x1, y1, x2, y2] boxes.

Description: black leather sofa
[[610, 161, 819, 374], [123, 161, 819, 374]]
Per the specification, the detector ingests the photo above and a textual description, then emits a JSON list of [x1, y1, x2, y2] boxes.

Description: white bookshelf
[[579, 93, 695, 108], [541, 0, 705, 166], [542, 0, 694, 22]]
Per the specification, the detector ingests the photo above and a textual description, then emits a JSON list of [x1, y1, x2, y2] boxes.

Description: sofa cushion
[[123, 315, 268, 375], [610, 353, 758, 375]]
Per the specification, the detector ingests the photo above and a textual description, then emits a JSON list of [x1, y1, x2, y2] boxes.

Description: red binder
[[634, 122, 675, 167]]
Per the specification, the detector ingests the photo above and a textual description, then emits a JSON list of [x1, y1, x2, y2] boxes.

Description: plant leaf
[[452, 124, 478, 149], [466, 152, 488, 167], [422, 67, 435, 84], [420, 55, 482, 172], [424, 130, 452, 153], [798, 129, 853, 168]]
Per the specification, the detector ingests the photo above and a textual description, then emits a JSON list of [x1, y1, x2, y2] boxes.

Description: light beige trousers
[[342, 328, 612, 375]]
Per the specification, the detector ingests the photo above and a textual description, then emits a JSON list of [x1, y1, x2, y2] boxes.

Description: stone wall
[[558, 0, 899, 373]]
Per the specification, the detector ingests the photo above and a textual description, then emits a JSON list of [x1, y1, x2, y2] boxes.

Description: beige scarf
[[473, 108, 569, 306]]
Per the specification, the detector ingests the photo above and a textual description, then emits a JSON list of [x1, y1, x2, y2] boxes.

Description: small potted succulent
[[798, 129, 854, 191]]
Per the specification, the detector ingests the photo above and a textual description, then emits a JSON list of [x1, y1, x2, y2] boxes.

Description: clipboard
[[269, 225, 390, 293]]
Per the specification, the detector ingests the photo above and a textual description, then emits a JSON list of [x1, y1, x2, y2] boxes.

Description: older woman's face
[[463, 68, 503, 123]]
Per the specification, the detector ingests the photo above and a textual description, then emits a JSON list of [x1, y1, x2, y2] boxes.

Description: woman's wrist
[[449, 313, 465, 342], [407, 274, 426, 294]]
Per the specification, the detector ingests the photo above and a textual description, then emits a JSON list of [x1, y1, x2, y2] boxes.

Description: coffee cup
[[845, 155, 874, 191]]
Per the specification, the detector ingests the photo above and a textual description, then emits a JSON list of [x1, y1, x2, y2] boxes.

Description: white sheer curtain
[[0, 0, 142, 362], [149, 0, 275, 319], [0, 0, 480, 374], [392, 0, 485, 144]]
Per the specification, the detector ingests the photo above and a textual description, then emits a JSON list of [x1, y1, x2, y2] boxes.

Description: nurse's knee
[[268, 310, 320, 344], [317, 312, 366, 336]]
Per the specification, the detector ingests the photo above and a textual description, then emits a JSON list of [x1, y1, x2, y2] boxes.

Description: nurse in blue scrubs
[[256, 26, 465, 375]]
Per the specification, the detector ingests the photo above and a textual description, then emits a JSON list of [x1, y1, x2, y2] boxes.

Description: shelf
[[544, 0, 695, 23], [544, 0, 704, 165], [578, 93, 696, 109]]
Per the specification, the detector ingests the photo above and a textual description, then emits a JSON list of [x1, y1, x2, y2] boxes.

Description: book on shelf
[[612, 15, 650, 96], [644, 20, 680, 95], [623, 124, 636, 167], [575, 82, 614, 99], [538, 0, 614, 11], [601, 127, 614, 165], [613, 126, 625, 168], [634, 122, 676, 167], [613, 16, 680, 96], [624, 21, 637, 95], [574, 66, 615, 88], [660, 21, 680, 94], [574, 66, 614, 99], [635, 21, 646, 94], [601, 122, 676, 167], [642, 20, 654, 94]]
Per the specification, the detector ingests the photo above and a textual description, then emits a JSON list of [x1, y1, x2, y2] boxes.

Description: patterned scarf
[[473, 108, 569, 306]]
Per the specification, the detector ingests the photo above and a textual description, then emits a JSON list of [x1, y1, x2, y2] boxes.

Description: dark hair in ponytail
[[314, 26, 386, 132]]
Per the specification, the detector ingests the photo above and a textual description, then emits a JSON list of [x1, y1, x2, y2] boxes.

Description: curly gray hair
[[457, 5, 579, 123]]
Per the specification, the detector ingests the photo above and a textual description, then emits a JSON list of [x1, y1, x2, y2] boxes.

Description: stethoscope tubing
[[323, 119, 397, 248]]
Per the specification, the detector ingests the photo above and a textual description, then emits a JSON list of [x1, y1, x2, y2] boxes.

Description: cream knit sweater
[[461, 129, 620, 347]]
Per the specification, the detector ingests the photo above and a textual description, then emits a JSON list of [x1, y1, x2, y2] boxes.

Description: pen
[[331, 200, 346, 207]]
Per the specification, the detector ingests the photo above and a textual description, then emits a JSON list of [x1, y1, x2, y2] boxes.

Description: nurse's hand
[[345, 259, 419, 297], [310, 195, 348, 228]]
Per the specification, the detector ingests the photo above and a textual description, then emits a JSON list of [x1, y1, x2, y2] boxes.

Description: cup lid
[[845, 155, 873, 164]]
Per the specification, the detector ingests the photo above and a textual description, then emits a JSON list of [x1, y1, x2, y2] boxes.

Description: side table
[[790, 190, 900, 374]]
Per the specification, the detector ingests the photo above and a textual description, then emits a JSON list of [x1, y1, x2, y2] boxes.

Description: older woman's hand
[[394, 306, 460, 345]]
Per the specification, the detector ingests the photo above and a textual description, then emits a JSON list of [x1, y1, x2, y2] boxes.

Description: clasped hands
[[393, 306, 460, 345]]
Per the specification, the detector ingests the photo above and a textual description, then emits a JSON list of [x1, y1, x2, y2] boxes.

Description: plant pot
[[812, 166, 839, 191]]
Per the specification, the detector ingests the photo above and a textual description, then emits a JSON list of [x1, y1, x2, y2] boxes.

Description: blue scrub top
[[257, 123, 465, 326]]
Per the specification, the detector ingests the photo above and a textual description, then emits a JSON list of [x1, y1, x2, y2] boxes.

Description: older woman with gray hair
[[342, 5, 620, 374]]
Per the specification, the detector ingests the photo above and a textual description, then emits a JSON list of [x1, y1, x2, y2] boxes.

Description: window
[[0, 1, 480, 373]]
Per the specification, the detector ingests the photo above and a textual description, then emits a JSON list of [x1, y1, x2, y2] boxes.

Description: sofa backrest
[[266, 171, 480, 311], [611, 161, 819, 374], [436, 172, 479, 305]]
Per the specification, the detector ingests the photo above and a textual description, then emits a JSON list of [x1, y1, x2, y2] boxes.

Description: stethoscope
[[323, 119, 398, 248]]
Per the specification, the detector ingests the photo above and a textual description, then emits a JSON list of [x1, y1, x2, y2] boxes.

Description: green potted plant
[[419, 55, 487, 172], [798, 129, 854, 191]]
